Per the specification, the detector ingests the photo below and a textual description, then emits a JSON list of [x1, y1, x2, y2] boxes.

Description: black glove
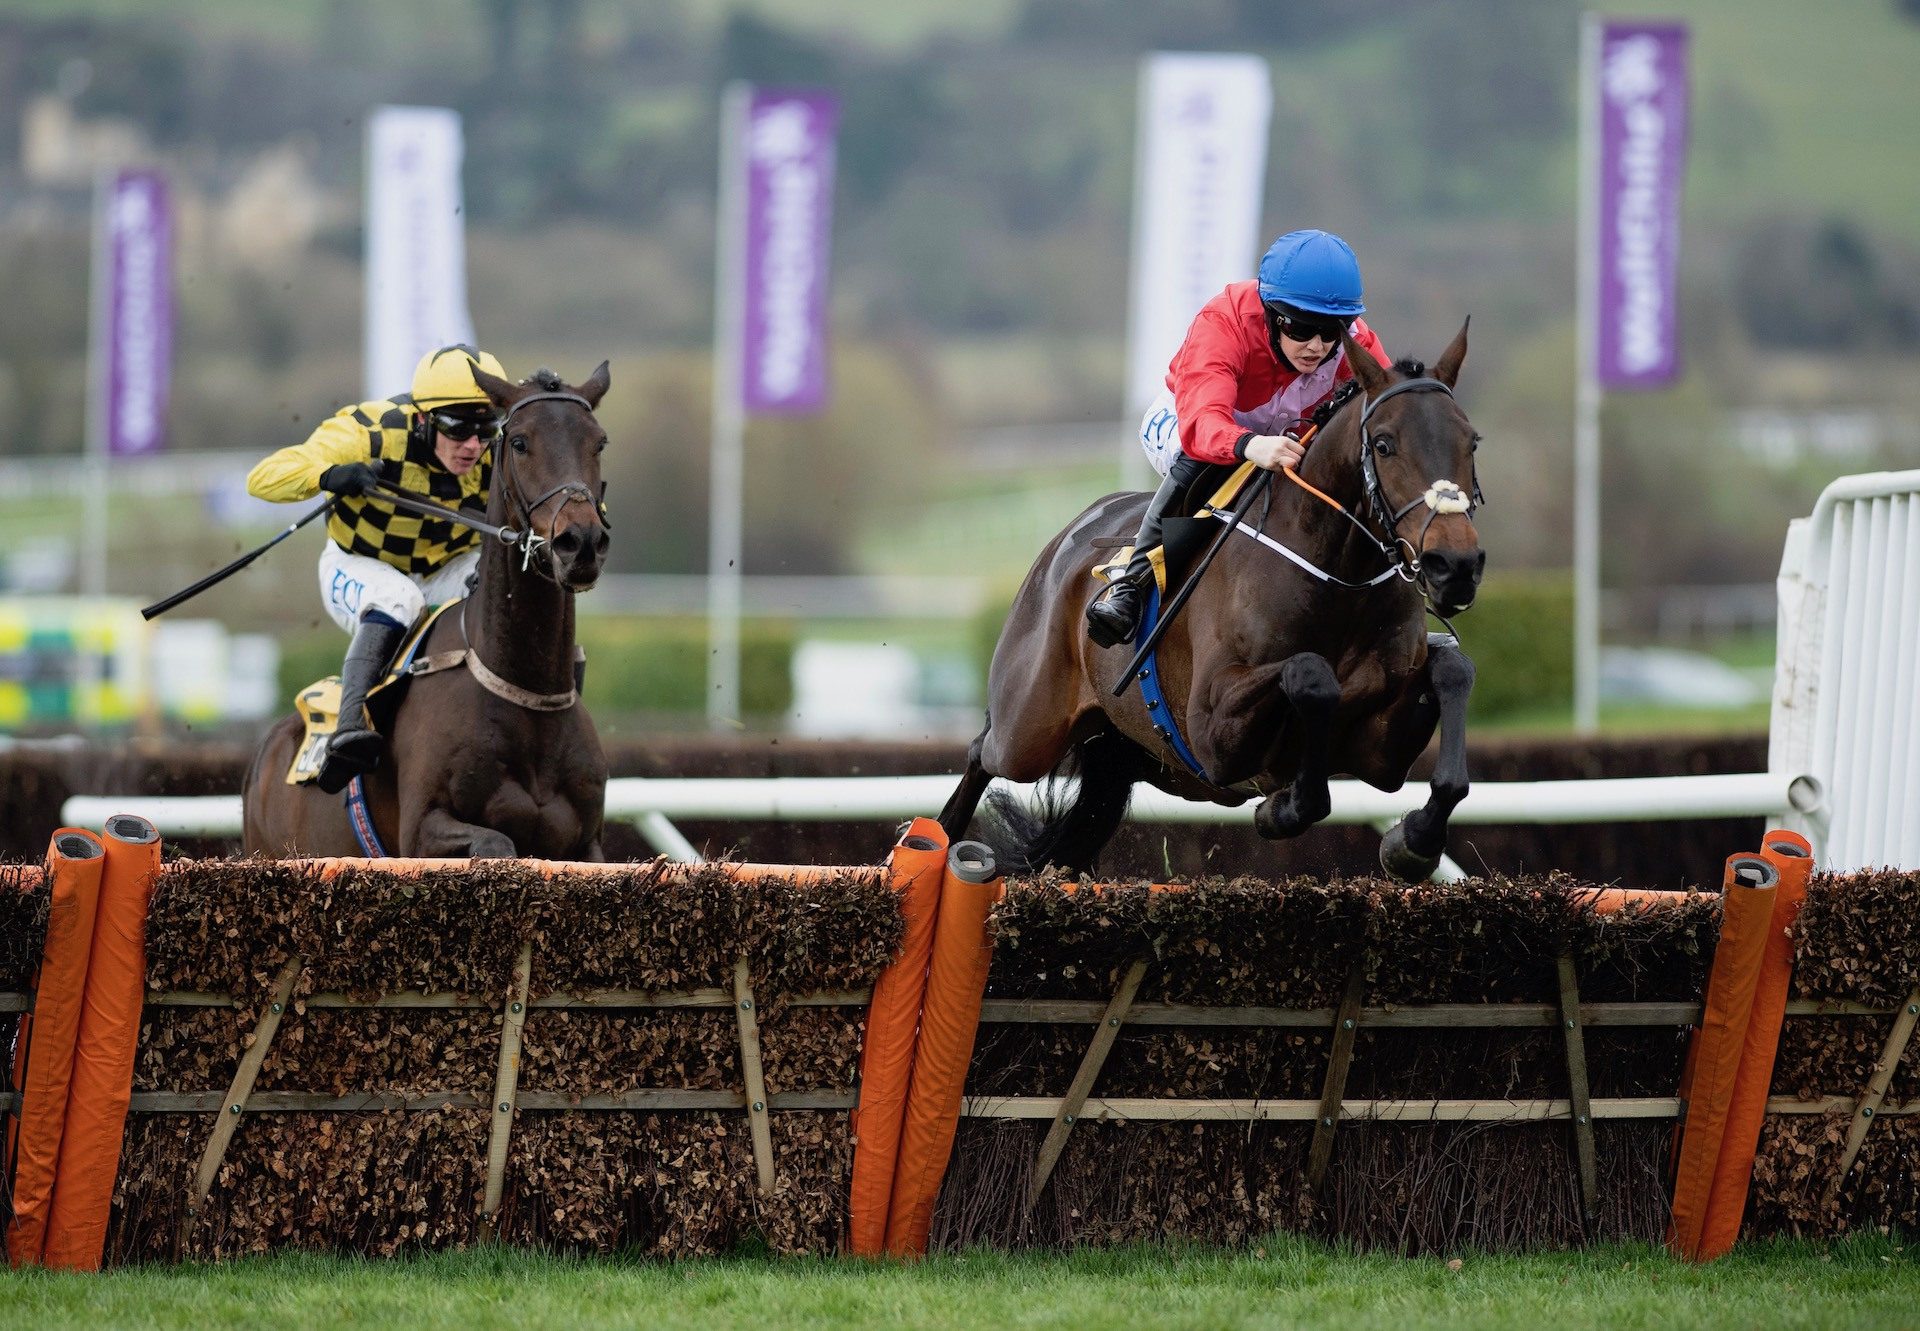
[[319, 462, 381, 498]]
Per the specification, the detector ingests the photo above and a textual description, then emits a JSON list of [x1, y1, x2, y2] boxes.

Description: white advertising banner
[[1122, 53, 1273, 417], [363, 105, 475, 400]]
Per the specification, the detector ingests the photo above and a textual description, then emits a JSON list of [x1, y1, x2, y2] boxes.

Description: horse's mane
[[1390, 357, 1427, 378], [524, 367, 565, 392]]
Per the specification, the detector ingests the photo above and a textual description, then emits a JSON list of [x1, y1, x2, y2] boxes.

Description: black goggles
[[1266, 305, 1354, 346], [430, 410, 503, 442]]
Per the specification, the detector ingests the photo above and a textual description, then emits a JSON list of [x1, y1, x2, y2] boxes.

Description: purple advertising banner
[[103, 169, 174, 457], [740, 89, 838, 414], [1595, 22, 1690, 390]]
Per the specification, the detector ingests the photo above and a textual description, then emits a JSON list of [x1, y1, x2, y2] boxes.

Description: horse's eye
[[1372, 433, 1395, 457], [595, 438, 607, 456], [1470, 433, 1482, 453], [510, 434, 529, 454]]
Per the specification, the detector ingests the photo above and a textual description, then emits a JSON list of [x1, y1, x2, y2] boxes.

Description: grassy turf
[[3, 1236, 1915, 1331]]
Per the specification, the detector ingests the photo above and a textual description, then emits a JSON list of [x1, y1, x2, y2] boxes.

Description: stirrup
[[315, 728, 382, 794], [1086, 586, 1142, 649]]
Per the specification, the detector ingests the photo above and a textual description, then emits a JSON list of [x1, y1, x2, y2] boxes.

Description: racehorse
[[939, 324, 1484, 881], [244, 364, 614, 860]]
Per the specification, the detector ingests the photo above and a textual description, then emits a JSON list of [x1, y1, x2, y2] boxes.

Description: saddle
[[283, 601, 461, 786]]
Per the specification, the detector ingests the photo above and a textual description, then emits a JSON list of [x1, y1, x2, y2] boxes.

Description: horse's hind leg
[[1379, 635, 1476, 881], [939, 721, 994, 843]]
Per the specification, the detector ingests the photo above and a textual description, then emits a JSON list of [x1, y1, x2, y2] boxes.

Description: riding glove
[[319, 462, 382, 497]]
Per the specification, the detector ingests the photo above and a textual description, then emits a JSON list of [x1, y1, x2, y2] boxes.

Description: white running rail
[[61, 770, 1804, 882]]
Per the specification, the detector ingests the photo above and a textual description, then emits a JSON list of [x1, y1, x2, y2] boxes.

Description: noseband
[[494, 389, 609, 575]]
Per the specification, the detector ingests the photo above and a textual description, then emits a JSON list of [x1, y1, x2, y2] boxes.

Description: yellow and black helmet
[[410, 344, 508, 411]]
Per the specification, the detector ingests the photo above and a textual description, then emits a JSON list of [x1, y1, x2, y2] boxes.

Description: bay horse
[[243, 364, 613, 860], [939, 324, 1484, 881]]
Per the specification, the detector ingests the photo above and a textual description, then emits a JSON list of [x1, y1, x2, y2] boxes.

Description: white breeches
[[317, 542, 479, 634]]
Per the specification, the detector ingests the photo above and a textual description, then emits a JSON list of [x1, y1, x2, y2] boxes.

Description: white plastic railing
[[1770, 469, 1920, 871]]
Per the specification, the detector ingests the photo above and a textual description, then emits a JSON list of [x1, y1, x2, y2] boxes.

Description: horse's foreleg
[[1255, 654, 1342, 839], [1192, 653, 1341, 836], [939, 726, 994, 844], [1379, 636, 1475, 881], [413, 807, 517, 859]]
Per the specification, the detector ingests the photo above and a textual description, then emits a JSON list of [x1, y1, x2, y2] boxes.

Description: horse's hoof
[[1254, 790, 1314, 840], [1379, 819, 1442, 883]]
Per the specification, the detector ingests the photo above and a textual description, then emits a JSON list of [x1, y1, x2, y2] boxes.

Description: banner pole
[[1573, 13, 1602, 735], [82, 169, 113, 599], [1119, 55, 1156, 493], [707, 83, 750, 730]]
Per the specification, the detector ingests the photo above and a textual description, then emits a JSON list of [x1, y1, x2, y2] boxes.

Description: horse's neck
[[467, 536, 576, 696]]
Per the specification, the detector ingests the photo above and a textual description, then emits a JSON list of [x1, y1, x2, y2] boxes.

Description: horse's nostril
[[594, 529, 610, 556], [552, 530, 581, 556]]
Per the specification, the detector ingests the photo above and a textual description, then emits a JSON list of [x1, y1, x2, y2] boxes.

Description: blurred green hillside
[[2, 0, 1918, 615]]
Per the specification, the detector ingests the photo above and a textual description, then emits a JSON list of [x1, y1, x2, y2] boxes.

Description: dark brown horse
[[244, 365, 614, 860], [939, 324, 1484, 880]]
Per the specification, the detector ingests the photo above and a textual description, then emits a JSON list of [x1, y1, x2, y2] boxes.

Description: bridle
[[372, 389, 611, 584], [1352, 376, 1485, 576], [491, 389, 610, 576], [1214, 375, 1486, 613]]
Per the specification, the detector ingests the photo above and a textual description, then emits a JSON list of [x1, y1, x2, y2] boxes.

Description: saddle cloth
[[283, 601, 461, 785]]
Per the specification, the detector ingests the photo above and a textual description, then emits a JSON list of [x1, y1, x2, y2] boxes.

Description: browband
[[503, 390, 594, 423]]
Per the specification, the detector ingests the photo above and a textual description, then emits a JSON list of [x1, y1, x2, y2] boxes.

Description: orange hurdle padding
[[1694, 829, 1815, 1260], [1667, 852, 1779, 1261], [847, 819, 950, 1256], [6, 830, 106, 1270], [43, 816, 163, 1271], [884, 840, 1002, 1257]]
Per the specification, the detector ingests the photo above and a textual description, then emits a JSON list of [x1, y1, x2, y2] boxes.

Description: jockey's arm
[[1168, 308, 1259, 467], [246, 410, 374, 503]]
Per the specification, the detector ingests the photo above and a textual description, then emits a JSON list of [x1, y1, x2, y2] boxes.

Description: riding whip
[[139, 500, 334, 620]]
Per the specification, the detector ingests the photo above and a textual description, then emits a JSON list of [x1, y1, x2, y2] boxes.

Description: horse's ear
[[1340, 327, 1390, 394], [1432, 316, 1470, 389], [575, 361, 611, 410], [471, 366, 519, 411]]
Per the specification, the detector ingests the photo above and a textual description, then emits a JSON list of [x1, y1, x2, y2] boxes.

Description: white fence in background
[[1771, 469, 1920, 871]]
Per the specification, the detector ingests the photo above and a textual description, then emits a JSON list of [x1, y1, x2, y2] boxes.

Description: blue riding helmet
[[1257, 230, 1366, 317]]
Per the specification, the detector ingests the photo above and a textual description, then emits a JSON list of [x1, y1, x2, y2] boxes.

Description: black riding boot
[[1086, 471, 1185, 649], [316, 614, 408, 794]]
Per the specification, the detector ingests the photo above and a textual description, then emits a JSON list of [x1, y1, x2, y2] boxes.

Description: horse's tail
[[980, 730, 1137, 876]]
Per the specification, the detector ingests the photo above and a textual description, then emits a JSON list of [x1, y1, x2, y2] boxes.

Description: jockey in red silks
[[1086, 229, 1389, 648]]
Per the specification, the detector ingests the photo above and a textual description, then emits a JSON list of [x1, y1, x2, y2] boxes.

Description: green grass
[[4, 1237, 1916, 1331]]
